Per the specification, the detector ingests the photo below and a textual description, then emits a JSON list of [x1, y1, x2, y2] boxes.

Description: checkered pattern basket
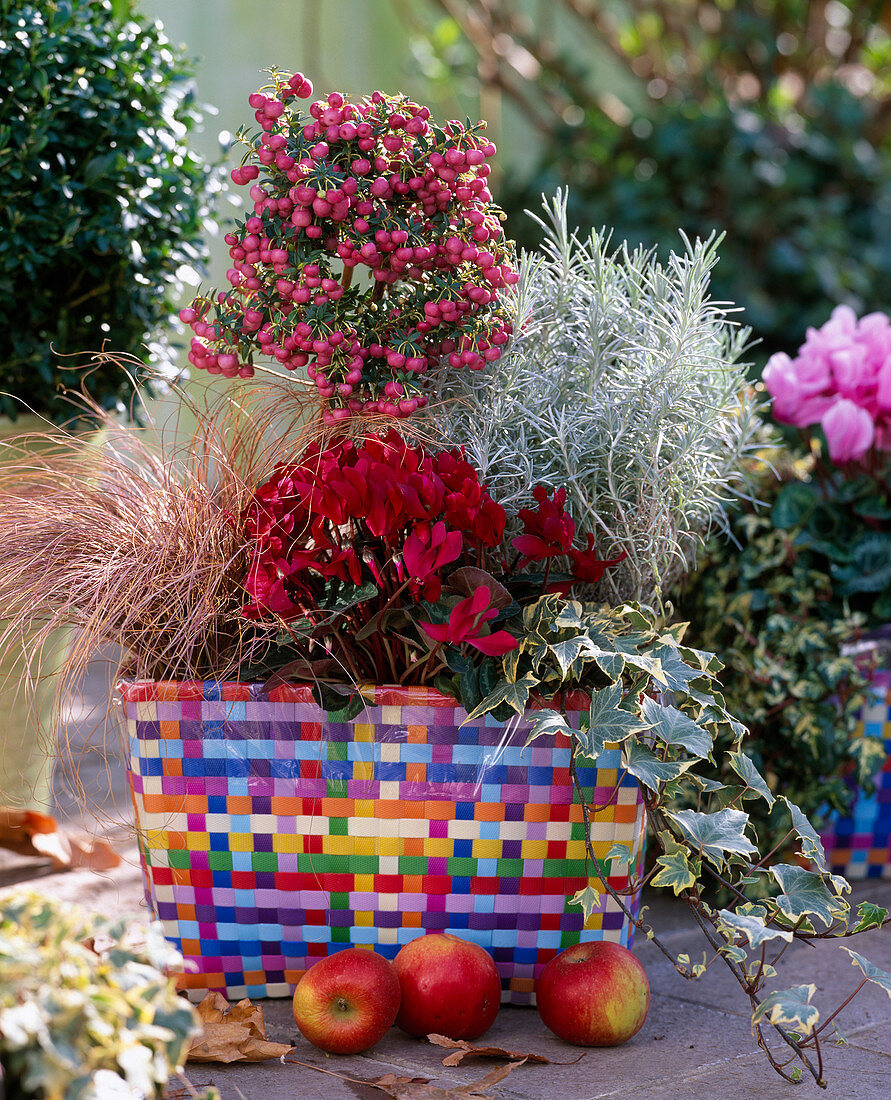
[[120, 680, 646, 1003], [820, 667, 891, 879]]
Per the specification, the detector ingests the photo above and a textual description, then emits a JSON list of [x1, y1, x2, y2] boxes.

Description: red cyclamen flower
[[570, 535, 627, 585], [402, 521, 463, 601], [512, 485, 575, 562], [420, 587, 518, 656]]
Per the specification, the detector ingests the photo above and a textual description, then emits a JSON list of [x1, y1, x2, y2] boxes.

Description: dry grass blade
[[0, 358, 320, 700]]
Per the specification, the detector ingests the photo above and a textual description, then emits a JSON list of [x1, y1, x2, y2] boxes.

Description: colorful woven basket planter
[[820, 667, 891, 879], [120, 680, 647, 1004]]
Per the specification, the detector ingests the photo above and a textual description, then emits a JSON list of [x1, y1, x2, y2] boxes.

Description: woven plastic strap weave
[[821, 667, 891, 880], [121, 680, 646, 1003]]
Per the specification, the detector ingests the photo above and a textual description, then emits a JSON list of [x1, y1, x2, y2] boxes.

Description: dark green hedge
[[0, 0, 214, 421]]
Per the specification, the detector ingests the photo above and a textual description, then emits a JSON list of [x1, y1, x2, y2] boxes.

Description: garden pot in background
[[0, 416, 70, 812], [119, 680, 647, 1004], [820, 665, 891, 879]]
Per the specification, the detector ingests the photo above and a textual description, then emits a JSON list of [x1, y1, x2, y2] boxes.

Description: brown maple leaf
[[426, 1032, 584, 1067], [0, 807, 120, 870], [187, 992, 291, 1063]]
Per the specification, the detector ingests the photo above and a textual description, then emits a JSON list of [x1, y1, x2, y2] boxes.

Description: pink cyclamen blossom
[[761, 351, 834, 428], [763, 306, 891, 461], [821, 399, 875, 464], [419, 586, 518, 656]]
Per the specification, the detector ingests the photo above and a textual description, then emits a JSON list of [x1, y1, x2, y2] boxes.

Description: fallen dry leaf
[[426, 1032, 584, 1067], [0, 807, 121, 871], [281, 1055, 523, 1098], [187, 991, 290, 1063]]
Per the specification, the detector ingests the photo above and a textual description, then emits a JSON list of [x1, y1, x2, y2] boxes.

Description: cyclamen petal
[[467, 629, 518, 656], [821, 399, 875, 464]]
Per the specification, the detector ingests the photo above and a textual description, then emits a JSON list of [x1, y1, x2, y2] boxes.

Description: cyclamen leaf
[[775, 796, 827, 873], [586, 681, 643, 749], [640, 695, 712, 758], [651, 831, 698, 895], [752, 985, 820, 1037], [770, 864, 847, 927], [717, 910, 793, 948], [623, 740, 695, 793], [841, 948, 891, 998], [665, 807, 756, 867], [727, 750, 775, 807], [850, 902, 889, 934]]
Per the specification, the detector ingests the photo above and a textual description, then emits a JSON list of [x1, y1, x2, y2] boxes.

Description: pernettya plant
[[471, 596, 891, 1088], [182, 70, 516, 423], [428, 191, 764, 608]]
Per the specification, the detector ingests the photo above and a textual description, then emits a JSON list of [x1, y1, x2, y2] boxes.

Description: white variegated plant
[[470, 595, 891, 1088], [426, 190, 765, 609], [0, 894, 212, 1100]]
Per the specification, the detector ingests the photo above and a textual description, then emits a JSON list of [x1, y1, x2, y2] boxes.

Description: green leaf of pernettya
[[752, 985, 820, 1037], [727, 750, 775, 807], [640, 695, 712, 759], [623, 740, 695, 793], [850, 902, 889, 934], [465, 673, 538, 721], [717, 910, 793, 948], [665, 807, 757, 867], [586, 681, 643, 750], [841, 948, 891, 997], [770, 864, 849, 928]]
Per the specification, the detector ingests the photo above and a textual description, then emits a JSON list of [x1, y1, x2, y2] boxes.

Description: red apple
[[535, 941, 650, 1046], [392, 933, 502, 1040], [292, 948, 401, 1054]]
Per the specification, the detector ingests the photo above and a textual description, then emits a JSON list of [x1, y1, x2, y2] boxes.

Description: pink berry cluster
[[180, 70, 518, 422]]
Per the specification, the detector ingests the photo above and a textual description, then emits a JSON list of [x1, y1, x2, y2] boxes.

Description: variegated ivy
[[470, 596, 891, 1088]]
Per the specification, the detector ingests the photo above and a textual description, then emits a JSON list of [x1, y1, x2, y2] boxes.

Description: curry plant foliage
[[472, 596, 890, 1086], [427, 191, 764, 608]]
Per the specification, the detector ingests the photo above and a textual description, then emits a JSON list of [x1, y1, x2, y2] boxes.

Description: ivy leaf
[[841, 949, 891, 998], [752, 985, 820, 1037], [850, 902, 889, 934], [624, 740, 695, 793], [651, 831, 699, 895], [640, 695, 712, 758], [665, 807, 756, 867], [775, 796, 827, 873], [568, 885, 602, 920], [727, 750, 775, 806], [587, 681, 643, 747], [525, 709, 577, 748], [645, 644, 705, 692], [603, 842, 633, 867], [550, 634, 594, 676], [465, 673, 538, 721], [586, 645, 626, 680], [770, 864, 848, 927], [717, 910, 793, 948]]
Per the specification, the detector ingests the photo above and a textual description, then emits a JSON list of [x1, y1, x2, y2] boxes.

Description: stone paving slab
[[3, 656, 891, 1098]]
